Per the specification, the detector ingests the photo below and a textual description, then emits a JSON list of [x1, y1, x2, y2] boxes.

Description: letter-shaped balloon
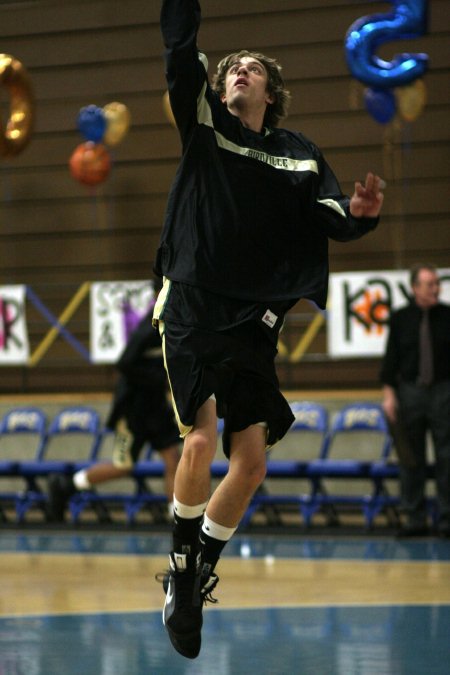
[[0, 54, 35, 158], [345, 0, 429, 88]]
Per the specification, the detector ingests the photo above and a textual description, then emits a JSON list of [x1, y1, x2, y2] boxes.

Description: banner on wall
[[0, 285, 30, 365], [328, 269, 450, 358], [90, 280, 155, 364]]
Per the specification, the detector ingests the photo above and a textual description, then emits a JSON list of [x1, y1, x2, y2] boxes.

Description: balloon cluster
[[69, 102, 130, 186], [0, 54, 35, 158], [345, 0, 429, 124]]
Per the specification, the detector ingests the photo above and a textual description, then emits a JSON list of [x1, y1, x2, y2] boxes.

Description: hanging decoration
[[69, 141, 111, 187], [69, 101, 130, 187], [102, 102, 131, 146], [0, 54, 35, 158], [395, 78, 427, 122], [77, 104, 107, 143], [345, 0, 429, 124], [363, 87, 397, 125]]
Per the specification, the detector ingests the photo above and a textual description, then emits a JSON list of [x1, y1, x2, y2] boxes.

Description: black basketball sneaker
[[162, 551, 219, 659]]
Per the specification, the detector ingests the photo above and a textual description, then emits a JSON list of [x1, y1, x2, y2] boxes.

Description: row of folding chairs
[[0, 401, 435, 528], [247, 400, 438, 529], [0, 405, 168, 524], [0, 406, 100, 523]]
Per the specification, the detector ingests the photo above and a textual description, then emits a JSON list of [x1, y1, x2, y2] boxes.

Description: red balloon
[[69, 141, 111, 186]]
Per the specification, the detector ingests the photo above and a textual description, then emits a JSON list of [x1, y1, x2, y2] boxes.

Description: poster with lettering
[[90, 280, 155, 364], [328, 269, 450, 357], [0, 285, 30, 365]]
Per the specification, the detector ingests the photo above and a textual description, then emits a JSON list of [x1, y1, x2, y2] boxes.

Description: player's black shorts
[[107, 380, 180, 463], [127, 395, 180, 460], [160, 319, 294, 457]]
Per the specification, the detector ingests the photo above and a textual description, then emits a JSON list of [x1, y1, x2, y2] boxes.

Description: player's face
[[412, 269, 440, 309], [221, 57, 274, 112]]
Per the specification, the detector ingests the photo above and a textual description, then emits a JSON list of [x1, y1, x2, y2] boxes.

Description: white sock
[[73, 469, 91, 491], [202, 513, 236, 542], [173, 496, 208, 519]]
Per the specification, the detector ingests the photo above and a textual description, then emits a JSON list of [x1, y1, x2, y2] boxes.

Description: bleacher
[[0, 398, 438, 530]]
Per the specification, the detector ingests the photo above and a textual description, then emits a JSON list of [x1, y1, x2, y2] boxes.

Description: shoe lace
[[155, 569, 219, 605], [202, 591, 218, 605], [201, 573, 219, 605]]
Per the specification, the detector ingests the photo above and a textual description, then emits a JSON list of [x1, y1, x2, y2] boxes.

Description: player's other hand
[[350, 172, 385, 218]]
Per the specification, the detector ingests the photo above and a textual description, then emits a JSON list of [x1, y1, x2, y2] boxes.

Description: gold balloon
[[0, 54, 35, 158], [162, 90, 176, 128], [102, 101, 131, 146], [396, 79, 427, 123]]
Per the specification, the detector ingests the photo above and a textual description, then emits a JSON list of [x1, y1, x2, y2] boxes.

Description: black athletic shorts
[[126, 395, 180, 460], [107, 378, 180, 462], [160, 319, 294, 458]]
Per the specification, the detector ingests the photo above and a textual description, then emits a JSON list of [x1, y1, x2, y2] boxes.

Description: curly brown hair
[[211, 50, 291, 128]]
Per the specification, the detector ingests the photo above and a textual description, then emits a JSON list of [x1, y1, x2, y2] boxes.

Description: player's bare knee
[[247, 461, 267, 490], [182, 432, 214, 469], [230, 456, 266, 491]]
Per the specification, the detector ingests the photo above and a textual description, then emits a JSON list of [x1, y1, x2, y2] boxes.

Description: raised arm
[[161, 0, 206, 140], [161, 0, 201, 51]]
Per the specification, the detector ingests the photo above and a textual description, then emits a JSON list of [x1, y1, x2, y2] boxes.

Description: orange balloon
[[69, 142, 111, 186]]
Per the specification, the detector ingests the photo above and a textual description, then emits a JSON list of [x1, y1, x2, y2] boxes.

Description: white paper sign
[[90, 280, 155, 363], [328, 269, 450, 358], [0, 285, 30, 364]]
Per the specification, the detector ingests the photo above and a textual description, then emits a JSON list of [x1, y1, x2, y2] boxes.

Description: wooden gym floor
[[1, 531, 449, 674]]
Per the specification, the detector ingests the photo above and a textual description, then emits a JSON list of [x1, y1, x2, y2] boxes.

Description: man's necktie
[[418, 309, 433, 386]]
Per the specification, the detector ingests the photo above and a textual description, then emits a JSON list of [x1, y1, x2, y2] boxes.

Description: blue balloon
[[345, 0, 429, 88], [364, 88, 397, 124], [77, 105, 107, 143]]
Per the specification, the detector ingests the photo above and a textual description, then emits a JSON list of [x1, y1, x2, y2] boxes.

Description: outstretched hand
[[350, 172, 385, 218]]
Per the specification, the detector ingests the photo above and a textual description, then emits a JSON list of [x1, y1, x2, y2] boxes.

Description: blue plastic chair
[[69, 428, 165, 525], [18, 406, 101, 521], [302, 402, 396, 528], [38, 406, 101, 469], [0, 407, 47, 521], [239, 401, 329, 527]]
